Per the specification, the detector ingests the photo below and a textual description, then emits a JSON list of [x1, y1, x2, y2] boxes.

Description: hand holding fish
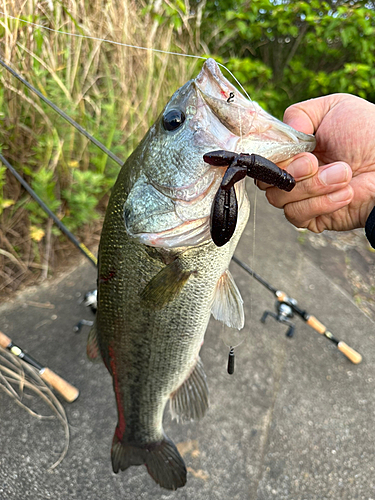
[[260, 94, 375, 234]]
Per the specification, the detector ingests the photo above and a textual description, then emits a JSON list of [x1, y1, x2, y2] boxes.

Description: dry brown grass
[[0, 346, 70, 469]]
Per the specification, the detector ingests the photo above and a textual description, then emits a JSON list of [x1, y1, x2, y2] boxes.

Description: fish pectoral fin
[[170, 357, 209, 422], [111, 433, 186, 491], [140, 259, 194, 310], [211, 269, 245, 330], [86, 321, 102, 362]]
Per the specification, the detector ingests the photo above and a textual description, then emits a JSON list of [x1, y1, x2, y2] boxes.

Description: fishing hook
[[227, 92, 235, 103]]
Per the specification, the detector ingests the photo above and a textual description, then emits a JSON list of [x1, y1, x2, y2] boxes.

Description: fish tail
[[111, 433, 187, 490]]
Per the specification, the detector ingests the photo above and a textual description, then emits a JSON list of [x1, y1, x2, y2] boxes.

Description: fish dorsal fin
[[211, 269, 244, 330], [170, 357, 209, 422], [140, 259, 193, 310], [86, 321, 102, 362]]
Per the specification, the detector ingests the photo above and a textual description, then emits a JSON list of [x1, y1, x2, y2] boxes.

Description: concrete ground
[[1, 188, 374, 500]]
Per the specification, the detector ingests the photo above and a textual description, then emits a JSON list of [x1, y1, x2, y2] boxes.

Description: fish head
[[124, 59, 316, 249]]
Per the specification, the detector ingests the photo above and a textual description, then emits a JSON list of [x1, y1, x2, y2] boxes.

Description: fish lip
[[195, 58, 240, 101]]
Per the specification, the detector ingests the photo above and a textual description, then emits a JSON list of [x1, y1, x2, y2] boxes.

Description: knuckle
[[298, 177, 317, 196], [283, 202, 307, 227], [307, 220, 324, 233]]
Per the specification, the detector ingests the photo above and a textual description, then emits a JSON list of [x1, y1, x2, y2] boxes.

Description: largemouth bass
[[89, 59, 315, 490]]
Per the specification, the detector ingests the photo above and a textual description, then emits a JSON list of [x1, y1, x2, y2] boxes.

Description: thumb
[[284, 95, 344, 135]]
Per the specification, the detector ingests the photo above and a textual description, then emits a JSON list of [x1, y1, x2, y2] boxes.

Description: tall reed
[[0, 0, 202, 294]]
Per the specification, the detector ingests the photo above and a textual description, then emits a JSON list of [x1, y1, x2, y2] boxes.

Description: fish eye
[[162, 109, 186, 131]]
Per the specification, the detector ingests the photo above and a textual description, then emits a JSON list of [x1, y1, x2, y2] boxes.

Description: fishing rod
[[0, 330, 79, 402], [0, 58, 123, 168], [1, 59, 362, 367], [232, 255, 362, 364]]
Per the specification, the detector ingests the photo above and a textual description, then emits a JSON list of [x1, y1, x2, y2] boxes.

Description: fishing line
[[0, 10, 255, 107], [218, 99, 248, 366], [250, 181, 259, 322]]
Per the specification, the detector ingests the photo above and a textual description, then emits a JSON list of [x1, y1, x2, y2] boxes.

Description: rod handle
[[39, 367, 79, 403], [338, 341, 363, 365], [0, 330, 12, 348], [306, 315, 326, 334]]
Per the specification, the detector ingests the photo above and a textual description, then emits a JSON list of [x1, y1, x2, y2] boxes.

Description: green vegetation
[[0, 0, 375, 292]]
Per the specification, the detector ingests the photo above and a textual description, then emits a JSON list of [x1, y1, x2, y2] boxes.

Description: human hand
[[261, 94, 375, 232]]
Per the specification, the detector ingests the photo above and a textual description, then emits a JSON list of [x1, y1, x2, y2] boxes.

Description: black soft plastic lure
[[203, 150, 296, 247]]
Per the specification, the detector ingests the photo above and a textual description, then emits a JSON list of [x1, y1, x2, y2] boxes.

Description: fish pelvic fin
[[86, 321, 102, 362], [140, 259, 194, 309], [211, 269, 245, 329], [170, 357, 209, 422], [111, 433, 187, 491]]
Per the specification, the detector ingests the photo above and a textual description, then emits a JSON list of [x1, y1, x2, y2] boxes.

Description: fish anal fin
[[140, 259, 193, 310], [111, 433, 186, 491], [211, 269, 245, 329], [86, 322, 102, 362], [170, 357, 209, 422]]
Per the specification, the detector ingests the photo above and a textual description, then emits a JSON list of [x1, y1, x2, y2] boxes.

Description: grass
[[0, 0, 202, 295]]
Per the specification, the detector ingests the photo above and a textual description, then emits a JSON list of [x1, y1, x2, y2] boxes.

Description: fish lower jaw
[[151, 168, 216, 203], [134, 217, 211, 249]]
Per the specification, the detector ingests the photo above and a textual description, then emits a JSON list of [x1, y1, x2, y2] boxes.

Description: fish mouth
[[195, 59, 256, 137], [195, 59, 316, 162]]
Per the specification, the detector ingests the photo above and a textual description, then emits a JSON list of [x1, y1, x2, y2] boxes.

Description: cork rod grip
[[338, 342, 363, 365], [0, 331, 12, 348], [306, 315, 326, 334], [39, 367, 80, 403]]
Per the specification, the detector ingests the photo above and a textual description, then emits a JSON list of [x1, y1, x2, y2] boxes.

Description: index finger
[[257, 153, 318, 191]]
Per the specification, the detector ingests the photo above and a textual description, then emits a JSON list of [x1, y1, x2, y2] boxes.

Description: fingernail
[[327, 186, 352, 202], [288, 156, 314, 179], [319, 163, 349, 185]]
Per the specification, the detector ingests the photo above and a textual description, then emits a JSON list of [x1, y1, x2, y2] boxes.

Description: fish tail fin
[[111, 433, 187, 490]]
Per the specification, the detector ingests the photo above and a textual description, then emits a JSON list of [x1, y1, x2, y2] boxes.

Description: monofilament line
[[0, 11, 254, 104], [0, 11, 203, 58]]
